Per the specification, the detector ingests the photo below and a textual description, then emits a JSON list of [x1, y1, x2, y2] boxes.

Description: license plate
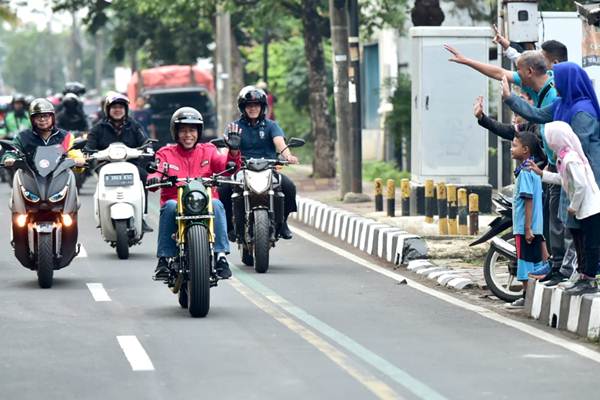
[[104, 173, 134, 186]]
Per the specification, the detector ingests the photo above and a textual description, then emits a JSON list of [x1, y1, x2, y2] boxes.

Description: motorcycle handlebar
[[145, 176, 241, 190]]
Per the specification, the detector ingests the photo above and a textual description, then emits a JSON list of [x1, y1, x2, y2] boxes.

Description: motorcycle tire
[[37, 233, 54, 289], [75, 173, 85, 191], [115, 220, 130, 260], [483, 232, 522, 303], [253, 209, 270, 274], [186, 225, 211, 318], [178, 286, 188, 309], [241, 246, 254, 266]]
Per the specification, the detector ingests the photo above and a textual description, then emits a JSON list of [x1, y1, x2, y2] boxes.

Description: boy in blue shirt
[[510, 131, 546, 308]]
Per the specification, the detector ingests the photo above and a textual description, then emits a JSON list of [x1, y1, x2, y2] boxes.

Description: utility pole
[[347, 0, 364, 195], [216, 6, 232, 135], [329, 0, 352, 198], [94, 29, 105, 92], [263, 29, 269, 84]]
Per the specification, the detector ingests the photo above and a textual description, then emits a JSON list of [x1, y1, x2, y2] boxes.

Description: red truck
[[127, 65, 217, 147]]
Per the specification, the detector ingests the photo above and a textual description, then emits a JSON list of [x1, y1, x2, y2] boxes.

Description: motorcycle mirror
[[286, 137, 305, 149], [146, 161, 158, 173], [225, 161, 237, 172], [70, 139, 88, 150], [210, 137, 227, 148]]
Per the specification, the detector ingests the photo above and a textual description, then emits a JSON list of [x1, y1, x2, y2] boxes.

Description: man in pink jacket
[[147, 107, 241, 280]]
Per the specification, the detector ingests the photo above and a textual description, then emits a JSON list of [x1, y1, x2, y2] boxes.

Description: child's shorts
[[515, 234, 545, 281]]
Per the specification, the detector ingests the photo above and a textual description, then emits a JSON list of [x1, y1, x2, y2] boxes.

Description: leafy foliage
[[363, 160, 410, 184], [385, 73, 411, 157]]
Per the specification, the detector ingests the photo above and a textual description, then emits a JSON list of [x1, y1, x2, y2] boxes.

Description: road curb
[[525, 278, 600, 342], [292, 195, 475, 291]]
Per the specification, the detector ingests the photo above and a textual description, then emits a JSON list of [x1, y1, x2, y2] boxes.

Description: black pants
[[219, 173, 297, 232], [572, 213, 600, 278], [546, 169, 566, 272]]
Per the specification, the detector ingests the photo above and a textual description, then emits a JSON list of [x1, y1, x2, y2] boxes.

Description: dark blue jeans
[[157, 199, 229, 258]]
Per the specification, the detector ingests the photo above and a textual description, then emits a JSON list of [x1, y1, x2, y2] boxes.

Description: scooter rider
[[85, 92, 153, 232], [218, 86, 299, 240], [2, 94, 31, 139], [2, 98, 85, 168], [56, 93, 89, 132], [146, 107, 241, 280]]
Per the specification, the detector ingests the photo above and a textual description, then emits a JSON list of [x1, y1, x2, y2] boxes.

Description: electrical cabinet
[[410, 27, 492, 185], [504, 0, 539, 43]]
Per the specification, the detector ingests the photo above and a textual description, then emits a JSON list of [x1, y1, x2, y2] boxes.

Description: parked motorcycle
[[89, 141, 155, 259], [146, 161, 236, 318], [214, 137, 305, 273], [470, 191, 521, 302], [0, 139, 85, 288]]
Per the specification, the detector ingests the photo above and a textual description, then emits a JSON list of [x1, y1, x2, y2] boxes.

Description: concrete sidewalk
[[287, 165, 494, 291]]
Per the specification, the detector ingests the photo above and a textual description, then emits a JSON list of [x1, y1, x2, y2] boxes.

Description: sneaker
[[564, 279, 599, 296], [215, 256, 232, 279], [543, 274, 567, 287], [142, 219, 154, 233], [528, 261, 551, 279], [558, 271, 581, 289], [278, 221, 293, 240], [506, 297, 526, 309], [154, 257, 170, 280]]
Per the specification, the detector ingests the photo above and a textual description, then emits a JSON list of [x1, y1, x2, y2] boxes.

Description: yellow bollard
[[469, 193, 479, 235], [437, 182, 448, 235], [401, 178, 410, 216], [458, 188, 468, 235], [374, 178, 383, 212], [424, 179, 434, 223], [386, 179, 395, 217], [447, 184, 458, 235]]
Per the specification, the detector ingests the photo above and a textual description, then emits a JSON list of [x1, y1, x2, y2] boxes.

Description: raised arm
[[444, 44, 514, 82], [504, 94, 555, 124]]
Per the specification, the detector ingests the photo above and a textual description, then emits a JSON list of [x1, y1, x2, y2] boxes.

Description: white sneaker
[[558, 271, 581, 289]]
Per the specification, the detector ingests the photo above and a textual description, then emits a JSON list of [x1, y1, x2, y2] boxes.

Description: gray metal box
[[505, 1, 539, 43]]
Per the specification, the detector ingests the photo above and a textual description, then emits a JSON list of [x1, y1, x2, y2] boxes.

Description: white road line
[[290, 225, 600, 364], [77, 245, 88, 258], [116, 336, 155, 371], [86, 283, 111, 302]]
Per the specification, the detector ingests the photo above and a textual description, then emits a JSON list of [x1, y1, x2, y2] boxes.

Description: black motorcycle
[[213, 137, 305, 273], [0, 140, 85, 288], [470, 191, 521, 302]]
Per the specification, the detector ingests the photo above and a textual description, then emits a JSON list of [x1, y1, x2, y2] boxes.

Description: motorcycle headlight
[[108, 145, 127, 161], [246, 170, 271, 194], [49, 187, 68, 203], [184, 190, 208, 214], [20, 186, 40, 203]]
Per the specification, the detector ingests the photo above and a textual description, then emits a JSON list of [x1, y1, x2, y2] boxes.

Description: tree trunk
[[230, 28, 244, 121], [301, 0, 336, 178]]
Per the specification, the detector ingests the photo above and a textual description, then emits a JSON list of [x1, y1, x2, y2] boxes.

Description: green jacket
[[2, 112, 31, 138]]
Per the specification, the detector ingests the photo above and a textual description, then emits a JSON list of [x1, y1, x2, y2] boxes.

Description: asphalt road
[[0, 178, 599, 400]]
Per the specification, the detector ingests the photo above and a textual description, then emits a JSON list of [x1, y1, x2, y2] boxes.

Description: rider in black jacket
[[85, 92, 153, 232], [56, 93, 89, 133]]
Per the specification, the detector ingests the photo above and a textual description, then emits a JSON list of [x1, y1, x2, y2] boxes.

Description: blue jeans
[[157, 199, 230, 258]]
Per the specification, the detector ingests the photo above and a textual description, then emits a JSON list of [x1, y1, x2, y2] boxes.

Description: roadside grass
[[362, 160, 410, 185]]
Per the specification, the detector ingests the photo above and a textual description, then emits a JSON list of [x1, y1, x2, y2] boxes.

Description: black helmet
[[12, 93, 26, 105], [237, 85, 267, 119], [170, 107, 204, 143], [62, 93, 80, 109], [104, 92, 129, 117], [63, 81, 86, 96], [29, 98, 55, 126]]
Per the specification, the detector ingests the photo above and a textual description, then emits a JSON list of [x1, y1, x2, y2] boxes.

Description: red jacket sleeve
[[146, 147, 166, 191], [209, 145, 241, 176]]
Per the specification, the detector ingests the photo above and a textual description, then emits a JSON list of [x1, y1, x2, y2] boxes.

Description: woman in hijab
[[501, 62, 600, 182], [526, 121, 600, 295]]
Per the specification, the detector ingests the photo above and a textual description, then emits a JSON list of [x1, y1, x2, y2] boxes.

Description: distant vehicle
[[127, 65, 217, 148]]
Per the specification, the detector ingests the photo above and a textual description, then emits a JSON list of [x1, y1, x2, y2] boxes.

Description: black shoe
[[279, 221, 293, 240], [564, 279, 598, 296], [227, 229, 237, 242], [215, 256, 232, 279], [539, 271, 561, 283], [142, 219, 154, 233], [543, 274, 567, 287], [154, 257, 170, 280]]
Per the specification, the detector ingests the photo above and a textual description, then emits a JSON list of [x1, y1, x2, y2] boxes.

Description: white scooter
[[90, 141, 155, 259]]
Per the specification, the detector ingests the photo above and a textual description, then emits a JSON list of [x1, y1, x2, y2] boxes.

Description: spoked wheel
[[186, 225, 211, 318], [37, 233, 54, 289], [483, 233, 523, 302], [115, 220, 130, 260], [253, 210, 270, 273]]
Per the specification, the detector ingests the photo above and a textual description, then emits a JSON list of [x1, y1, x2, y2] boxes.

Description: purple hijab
[[553, 62, 600, 123]]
